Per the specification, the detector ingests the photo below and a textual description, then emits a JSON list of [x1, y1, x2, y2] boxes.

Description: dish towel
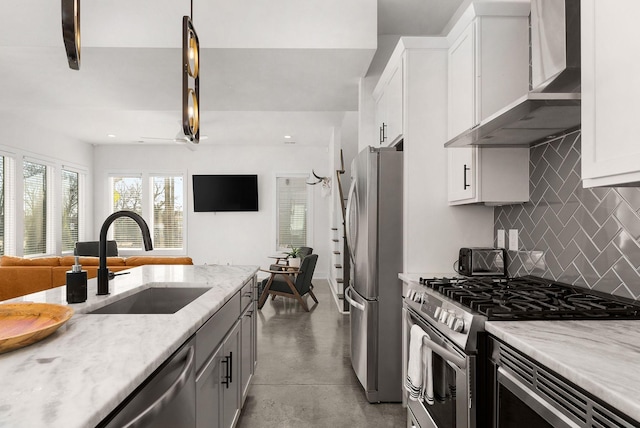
[[405, 324, 434, 404]]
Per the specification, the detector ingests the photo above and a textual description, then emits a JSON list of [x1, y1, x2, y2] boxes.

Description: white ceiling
[[0, 0, 464, 148]]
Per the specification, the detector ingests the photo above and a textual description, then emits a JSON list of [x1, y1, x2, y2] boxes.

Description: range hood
[[446, 0, 581, 148]]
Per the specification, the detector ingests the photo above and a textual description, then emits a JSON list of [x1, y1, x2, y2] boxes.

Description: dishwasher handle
[[122, 345, 195, 428]]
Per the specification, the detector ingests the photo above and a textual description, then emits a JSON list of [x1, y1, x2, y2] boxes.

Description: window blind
[[151, 175, 183, 249], [276, 176, 308, 250], [110, 176, 143, 249], [62, 169, 79, 252], [23, 161, 47, 255], [0, 156, 4, 255], [1, 156, 15, 256]]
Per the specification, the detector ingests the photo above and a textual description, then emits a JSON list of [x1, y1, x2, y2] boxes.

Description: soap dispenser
[[66, 254, 88, 304]]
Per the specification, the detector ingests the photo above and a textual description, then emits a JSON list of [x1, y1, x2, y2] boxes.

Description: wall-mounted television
[[192, 174, 259, 212]]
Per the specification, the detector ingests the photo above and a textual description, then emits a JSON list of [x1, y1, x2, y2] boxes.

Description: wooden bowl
[[0, 303, 74, 354]]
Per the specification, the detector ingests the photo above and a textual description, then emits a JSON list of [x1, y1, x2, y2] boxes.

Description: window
[[0, 153, 84, 257], [0, 155, 16, 256], [0, 156, 4, 255], [276, 176, 309, 250], [110, 176, 143, 249], [23, 161, 48, 255], [61, 169, 79, 252], [109, 174, 185, 251], [152, 176, 183, 249]]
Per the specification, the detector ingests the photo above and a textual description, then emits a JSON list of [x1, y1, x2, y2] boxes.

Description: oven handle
[[497, 367, 581, 428], [406, 311, 466, 370]]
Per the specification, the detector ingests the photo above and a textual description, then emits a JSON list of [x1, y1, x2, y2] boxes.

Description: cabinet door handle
[[382, 123, 387, 141], [228, 351, 233, 384], [463, 164, 471, 189], [221, 354, 231, 388]]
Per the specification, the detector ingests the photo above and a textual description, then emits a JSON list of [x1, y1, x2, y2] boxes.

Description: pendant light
[[61, 0, 81, 70], [182, 2, 200, 144]]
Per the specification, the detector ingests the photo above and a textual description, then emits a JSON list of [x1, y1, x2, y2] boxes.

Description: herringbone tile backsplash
[[494, 132, 640, 300]]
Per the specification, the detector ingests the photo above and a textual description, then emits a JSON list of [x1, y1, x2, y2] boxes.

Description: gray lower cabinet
[[240, 302, 255, 405], [221, 322, 241, 428], [195, 277, 256, 428]]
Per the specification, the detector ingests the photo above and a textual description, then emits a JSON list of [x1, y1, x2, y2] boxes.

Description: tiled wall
[[494, 132, 640, 301]]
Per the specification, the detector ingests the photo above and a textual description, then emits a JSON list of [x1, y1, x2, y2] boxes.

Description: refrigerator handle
[[344, 286, 365, 311], [345, 178, 358, 266]]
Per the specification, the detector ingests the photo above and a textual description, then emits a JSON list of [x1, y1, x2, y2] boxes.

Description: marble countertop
[[486, 320, 640, 423], [0, 264, 258, 428]]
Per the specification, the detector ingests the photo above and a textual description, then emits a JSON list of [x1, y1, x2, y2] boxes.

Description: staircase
[[328, 151, 350, 313]]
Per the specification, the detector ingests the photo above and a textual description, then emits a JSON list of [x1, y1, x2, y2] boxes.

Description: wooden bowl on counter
[[0, 303, 74, 354]]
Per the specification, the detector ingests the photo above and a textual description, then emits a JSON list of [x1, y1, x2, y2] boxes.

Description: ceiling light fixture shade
[[61, 0, 80, 70], [182, 16, 200, 143]]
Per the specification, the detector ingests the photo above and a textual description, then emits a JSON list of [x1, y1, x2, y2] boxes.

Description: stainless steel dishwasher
[[98, 337, 196, 428]]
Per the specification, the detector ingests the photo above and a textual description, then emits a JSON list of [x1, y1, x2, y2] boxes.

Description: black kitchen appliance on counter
[[402, 275, 640, 428], [456, 247, 506, 277]]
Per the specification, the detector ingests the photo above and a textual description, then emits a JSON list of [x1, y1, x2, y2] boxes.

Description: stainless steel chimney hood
[[445, 0, 580, 148]]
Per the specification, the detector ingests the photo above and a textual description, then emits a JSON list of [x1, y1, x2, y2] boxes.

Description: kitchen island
[[487, 320, 640, 424], [0, 264, 258, 428]]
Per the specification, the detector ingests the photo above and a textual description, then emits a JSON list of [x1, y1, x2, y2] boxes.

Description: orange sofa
[[0, 255, 193, 301]]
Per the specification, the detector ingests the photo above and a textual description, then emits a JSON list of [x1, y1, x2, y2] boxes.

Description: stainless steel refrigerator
[[345, 146, 403, 403]]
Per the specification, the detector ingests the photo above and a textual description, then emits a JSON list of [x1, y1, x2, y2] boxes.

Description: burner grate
[[419, 275, 640, 321]]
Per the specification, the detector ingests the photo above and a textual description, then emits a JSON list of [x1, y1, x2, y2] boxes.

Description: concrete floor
[[237, 279, 407, 428]]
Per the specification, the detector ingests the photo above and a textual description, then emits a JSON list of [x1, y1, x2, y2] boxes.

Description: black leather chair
[[258, 254, 319, 312], [75, 241, 118, 257], [261, 247, 313, 295]]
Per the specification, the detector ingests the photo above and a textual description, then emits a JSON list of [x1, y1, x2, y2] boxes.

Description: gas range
[[403, 275, 640, 352], [403, 274, 640, 428]]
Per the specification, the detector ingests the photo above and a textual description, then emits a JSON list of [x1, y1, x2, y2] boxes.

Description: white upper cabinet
[[448, 146, 530, 205], [448, 146, 476, 203], [446, 1, 530, 205], [581, 0, 640, 187], [448, 22, 476, 139], [446, 5, 530, 140], [374, 58, 403, 146]]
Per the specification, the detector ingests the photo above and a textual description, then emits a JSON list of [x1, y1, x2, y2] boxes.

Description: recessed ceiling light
[[107, 134, 116, 138], [284, 135, 292, 139]]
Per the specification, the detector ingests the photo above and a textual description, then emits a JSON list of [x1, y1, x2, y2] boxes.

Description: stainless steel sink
[[89, 287, 210, 314]]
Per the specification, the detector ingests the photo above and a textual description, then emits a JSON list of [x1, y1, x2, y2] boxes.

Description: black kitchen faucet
[[97, 211, 153, 295]]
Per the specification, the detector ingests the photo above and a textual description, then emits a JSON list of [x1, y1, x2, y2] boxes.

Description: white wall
[[92, 144, 331, 277], [0, 131, 94, 255]]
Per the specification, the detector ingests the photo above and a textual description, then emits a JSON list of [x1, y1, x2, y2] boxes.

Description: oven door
[[404, 307, 475, 428]]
